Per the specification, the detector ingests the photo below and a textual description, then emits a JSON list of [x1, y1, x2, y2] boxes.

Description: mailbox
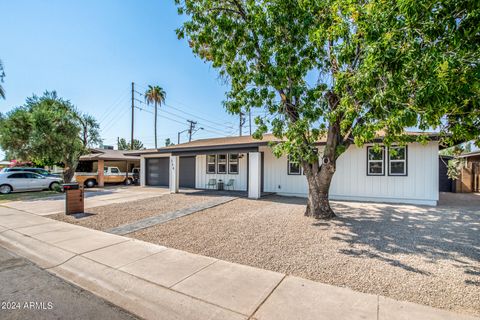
[[63, 183, 84, 215]]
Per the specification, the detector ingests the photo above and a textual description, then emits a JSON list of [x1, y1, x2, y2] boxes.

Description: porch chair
[[225, 179, 235, 190], [206, 179, 217, 189]]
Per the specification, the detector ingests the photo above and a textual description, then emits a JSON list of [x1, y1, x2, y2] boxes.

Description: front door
[[146, 158, 169, 186], [179, 156, 196, 188]]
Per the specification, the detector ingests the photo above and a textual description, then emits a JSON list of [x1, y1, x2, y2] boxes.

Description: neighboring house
[[455, 150, 480, 193], [77, 148, 140, 187], [130, 132, 441, 206]]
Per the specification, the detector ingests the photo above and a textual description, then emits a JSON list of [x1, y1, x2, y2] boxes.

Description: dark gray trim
[[387, 145, 408, 176], [366, 146, 386, 176], [172, 147, 259, 156]]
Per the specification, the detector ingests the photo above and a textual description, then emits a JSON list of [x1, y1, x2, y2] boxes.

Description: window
[[110, 168, 119, 174], [206, 155, 216, 174], [367, 146, 385, 176], [388, 146, 407, 176], [288, 156, 301, 175], [8, 173, 26, 179], [217, 154, 227, 174], [25, 172, 43, 179], [228, 154, 239, 174]]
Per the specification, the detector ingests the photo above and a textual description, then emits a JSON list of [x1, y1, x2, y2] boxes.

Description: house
[[77, 148, 140, 187], [130, 132, 441, 206]]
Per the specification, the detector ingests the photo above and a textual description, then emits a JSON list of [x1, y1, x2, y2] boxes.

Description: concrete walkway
[[0, 206, 477, 320], [1, 187, 169, 216], [107, 196, 237, 235]]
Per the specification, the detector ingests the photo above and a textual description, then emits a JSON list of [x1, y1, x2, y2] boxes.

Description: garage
[[179, 156, 196, 188], [146, 158, 169, 186]]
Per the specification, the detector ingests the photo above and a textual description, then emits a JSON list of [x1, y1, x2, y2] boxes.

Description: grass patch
[[0, 190, 61, 203]]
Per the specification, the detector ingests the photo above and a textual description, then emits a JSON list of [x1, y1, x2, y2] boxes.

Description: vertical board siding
[[261, 142, 439, 205], [195, 153, 248, 191]]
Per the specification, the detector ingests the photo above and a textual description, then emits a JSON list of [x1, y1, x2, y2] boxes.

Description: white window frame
[[228, 154, 239, 174], [367, 146, 385, 176], [206, 155, 216, 174], [217, 154, 227, 174], [388, 146, 407, 176]]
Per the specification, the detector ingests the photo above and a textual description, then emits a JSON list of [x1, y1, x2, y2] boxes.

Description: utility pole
[[187, 120, 197, 142], [131, 82, 135, 150]]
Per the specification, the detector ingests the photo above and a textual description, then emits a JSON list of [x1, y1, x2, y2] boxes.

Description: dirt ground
[[48, 192, 218, 231], [129, 194, 480, 316]]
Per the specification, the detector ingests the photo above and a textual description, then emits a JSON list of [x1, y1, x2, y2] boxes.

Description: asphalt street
[[0, 246, 138, 320]]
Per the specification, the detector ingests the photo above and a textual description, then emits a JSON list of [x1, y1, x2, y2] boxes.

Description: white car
[[0, 171, 63, 194]]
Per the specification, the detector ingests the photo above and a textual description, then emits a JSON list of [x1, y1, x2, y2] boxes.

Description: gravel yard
[[48, 193, 218, 231], [129, 195, 480, 316]]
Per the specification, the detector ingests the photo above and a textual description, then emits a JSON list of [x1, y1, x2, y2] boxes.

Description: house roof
[[80, 149, 140, 161], [128, 131, 441, 155], [457, 150, 480, 158]]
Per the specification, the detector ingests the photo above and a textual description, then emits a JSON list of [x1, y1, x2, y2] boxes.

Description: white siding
[[261, 142, 439, 206], [195, 153, 248, 191]]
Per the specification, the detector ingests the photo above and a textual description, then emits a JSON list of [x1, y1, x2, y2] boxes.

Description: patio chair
[[225, 179, 235, 190], [206, 179, 217, 189]]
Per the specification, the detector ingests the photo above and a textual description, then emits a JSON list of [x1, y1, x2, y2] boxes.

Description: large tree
[[0, 91, 100, 182], [175, 0, 480, 218], [145, 85, 166, 149]]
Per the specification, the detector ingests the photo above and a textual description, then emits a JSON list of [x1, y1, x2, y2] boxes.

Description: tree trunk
[[63, 166, 76, 183], [303, 159, 336, 219], [154, 102, 158, 149]]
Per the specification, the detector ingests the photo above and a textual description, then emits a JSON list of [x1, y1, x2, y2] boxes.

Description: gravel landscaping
[[48, 193, 219, 231], [129, 195, 480, 316]]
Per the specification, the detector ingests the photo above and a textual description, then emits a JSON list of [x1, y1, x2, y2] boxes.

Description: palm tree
[[0, 60, 5, 99], [145, 85, 166, 148]]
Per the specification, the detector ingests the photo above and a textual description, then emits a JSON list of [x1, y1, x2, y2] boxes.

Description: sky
[[0, 0, 252, 158]]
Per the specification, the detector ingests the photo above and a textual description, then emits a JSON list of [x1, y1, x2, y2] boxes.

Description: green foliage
[[447, 158, 462, 180], [165, 138, 174, 147], [78, 113, 102, 148], [0, 91, 93, 181], [145, 85, 166, 106], [117, 138, 144, 150], [175, 0, 480, 159]]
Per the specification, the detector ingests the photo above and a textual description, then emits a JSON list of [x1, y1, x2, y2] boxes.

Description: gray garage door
[[146, 158, 169, 186], [179, 156, 196, 188]]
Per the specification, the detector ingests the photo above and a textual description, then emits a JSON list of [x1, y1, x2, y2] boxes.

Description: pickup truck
[[74, 167, 138, 188]]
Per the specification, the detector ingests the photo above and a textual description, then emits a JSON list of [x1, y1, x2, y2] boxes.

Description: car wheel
[[125, 178, 133, 185], [49, 182, 60, 191], [0, 184, 12, 194], [85, 179, 96, 188]]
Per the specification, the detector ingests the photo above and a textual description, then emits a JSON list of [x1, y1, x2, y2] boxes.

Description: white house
[[131, 133, 440, 206]]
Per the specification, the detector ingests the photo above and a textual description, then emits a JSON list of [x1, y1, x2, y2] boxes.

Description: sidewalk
[[0, 206, 477, 320]]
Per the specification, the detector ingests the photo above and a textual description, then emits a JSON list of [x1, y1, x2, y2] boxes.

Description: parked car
[[1, 167, 61, 178], [74, 166, 135, 188], [0, 171, 63, 194]]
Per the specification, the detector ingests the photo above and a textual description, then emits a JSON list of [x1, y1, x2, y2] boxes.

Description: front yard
[[127, 195, 479, 317], [47, 190, 480, 316]]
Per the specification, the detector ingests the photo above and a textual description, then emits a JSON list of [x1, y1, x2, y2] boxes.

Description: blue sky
[[0, 0, 250, 158]]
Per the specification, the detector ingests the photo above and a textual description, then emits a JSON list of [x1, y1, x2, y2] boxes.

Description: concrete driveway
[[0, 187, 169, 216]]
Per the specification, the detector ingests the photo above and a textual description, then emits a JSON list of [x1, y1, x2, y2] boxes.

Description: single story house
[[77, 148, 140, 187], [130, 132, 441, 206]]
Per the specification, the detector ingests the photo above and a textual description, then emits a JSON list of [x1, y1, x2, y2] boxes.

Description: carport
[[78, 149, 140, 187]]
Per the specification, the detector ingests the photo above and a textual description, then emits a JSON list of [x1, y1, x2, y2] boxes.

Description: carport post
[[98, 159, 105, 187], [248, 152, 261, 199], [169, 156, 179, 193]]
